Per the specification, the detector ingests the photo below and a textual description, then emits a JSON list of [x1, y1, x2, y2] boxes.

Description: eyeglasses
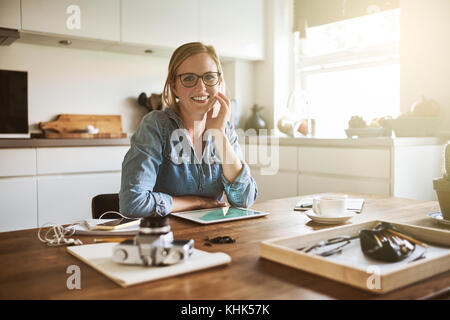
[[176, 72, 221, 88], [297, 235, 359, 257]]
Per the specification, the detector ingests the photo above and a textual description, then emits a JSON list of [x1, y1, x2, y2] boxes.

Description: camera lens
[[139, 216, 171, 235], [140, 216, 169, 228]]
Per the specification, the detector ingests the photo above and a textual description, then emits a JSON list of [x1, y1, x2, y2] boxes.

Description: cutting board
[[39, 114, 127, 139]]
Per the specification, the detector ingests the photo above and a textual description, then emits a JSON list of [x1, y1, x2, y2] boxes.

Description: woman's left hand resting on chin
[[205, 92, 243, 184]]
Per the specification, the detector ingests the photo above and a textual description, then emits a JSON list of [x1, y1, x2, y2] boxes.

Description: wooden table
[[1, 193, 449, 300]]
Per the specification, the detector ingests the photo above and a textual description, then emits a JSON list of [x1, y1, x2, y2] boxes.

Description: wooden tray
[[260, 220, 450, 294]]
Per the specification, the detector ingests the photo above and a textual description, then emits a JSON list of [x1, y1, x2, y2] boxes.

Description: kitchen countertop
[[0, 137, 131, 148], [1, 136, 448, 149], [239, 135, 449, 147]]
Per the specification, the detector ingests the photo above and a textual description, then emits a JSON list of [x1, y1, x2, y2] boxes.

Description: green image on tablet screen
[[199, 208, 257, 221]]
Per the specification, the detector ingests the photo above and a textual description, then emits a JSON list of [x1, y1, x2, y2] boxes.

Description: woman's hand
[[171, 195, 227, 212], [206, 92, 230, 134]]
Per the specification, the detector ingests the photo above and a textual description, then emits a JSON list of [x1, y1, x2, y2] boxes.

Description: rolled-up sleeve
[[119, 113, 173, 217], [221, 123, 258, 208]]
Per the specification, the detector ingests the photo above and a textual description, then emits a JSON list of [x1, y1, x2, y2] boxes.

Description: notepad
[[66, 219, 140, 236], [67, 243, 231, 287]]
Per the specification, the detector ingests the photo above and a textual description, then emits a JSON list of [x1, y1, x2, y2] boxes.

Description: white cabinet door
[[21, 0, 120, 41], [0, 148, 36, 177], [298, 173, 390, 197], [199, 0, 264, 60], [0, 0, 21, 29], [121, 0, 199, 47], [36, 146, 129, 175], [244, 144, 297, 172], [251, 166, 297, 202], [37, 172, 121, 225], [298, 147, 391, 179], [0, 177, 37, 232]]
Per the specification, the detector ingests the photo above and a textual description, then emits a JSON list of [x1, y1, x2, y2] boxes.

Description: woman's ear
[[171, 82, 178, 99]]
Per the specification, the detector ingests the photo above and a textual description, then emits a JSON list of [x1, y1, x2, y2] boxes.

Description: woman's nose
[[195, 77, 207, 90]]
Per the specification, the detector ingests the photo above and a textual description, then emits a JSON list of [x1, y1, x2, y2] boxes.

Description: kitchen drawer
[[244, 144, 297, 171], [298, 173, 390, 196], [36, 146, 129, 174], [298, 147, 390, 179], [0, 148, 36, 177]]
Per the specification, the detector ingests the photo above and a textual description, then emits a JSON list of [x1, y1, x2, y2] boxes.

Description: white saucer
[[427, 212, 450, 226], [304, 209, 356, 225]]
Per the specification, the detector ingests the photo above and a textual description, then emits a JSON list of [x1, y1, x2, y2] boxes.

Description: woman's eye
[[182, 75, 196, 82], [204, 73, 216, 81]]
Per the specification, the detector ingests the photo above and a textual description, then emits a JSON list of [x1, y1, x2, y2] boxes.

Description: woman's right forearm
[[171, 195, 226, 212]]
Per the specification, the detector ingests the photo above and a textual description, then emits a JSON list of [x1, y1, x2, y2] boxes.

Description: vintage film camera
[[112, 216, 194, 266]]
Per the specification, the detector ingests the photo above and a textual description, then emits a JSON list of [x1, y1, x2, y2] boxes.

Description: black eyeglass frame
[[176, 72, 221, 88]]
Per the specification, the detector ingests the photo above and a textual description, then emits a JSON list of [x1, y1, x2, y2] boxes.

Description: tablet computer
[[170, 207, 269, 225]]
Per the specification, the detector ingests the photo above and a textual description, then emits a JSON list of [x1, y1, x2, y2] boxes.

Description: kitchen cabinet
[[199, 0, 264, 60], [298, 147, 390, 179], [16, 0, 264, 60], [37, 172, 121, 226], [121, 0, 199, 48], [21, 0, 120, 41], [243, 138, 445, 203], [246, 145, 298, 201], [0, 0, 21, 29], [0, 145, 129, 231], [0, 177, 37, 232], [251, 168, 298, 202], [36, 146, 129, 174], [298, 173, 390, 196], [0, 148, 38, 232]]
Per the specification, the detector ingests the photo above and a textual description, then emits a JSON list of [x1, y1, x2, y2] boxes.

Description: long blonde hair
[[162, 42, 224, 110]]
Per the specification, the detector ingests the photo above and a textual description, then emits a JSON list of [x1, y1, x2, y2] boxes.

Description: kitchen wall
[[400, 0, 450, 135], [0, 41, 258, 134], [0, 42, 170, 134], [254, 0, 295, 133]]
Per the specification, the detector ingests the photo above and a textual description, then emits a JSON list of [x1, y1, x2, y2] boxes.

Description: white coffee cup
[[312, 195, 348, 217]]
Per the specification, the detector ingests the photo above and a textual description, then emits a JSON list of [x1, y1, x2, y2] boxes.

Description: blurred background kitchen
[[0, 0, 449, 231]]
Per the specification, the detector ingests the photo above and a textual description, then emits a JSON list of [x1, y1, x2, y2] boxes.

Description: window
[[295, 9, 400, 137]]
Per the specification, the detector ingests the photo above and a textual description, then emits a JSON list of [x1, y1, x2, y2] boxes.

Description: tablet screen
[[171, 207, 269, 224]]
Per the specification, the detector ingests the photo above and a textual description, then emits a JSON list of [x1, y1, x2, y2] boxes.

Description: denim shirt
[[119, 108, 258, 217]]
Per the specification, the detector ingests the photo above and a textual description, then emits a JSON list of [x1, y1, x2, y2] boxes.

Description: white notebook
[[66, 219, 140, 236], [67, 243, 231, 287]]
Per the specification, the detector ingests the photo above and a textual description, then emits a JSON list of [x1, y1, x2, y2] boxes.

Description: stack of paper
[[67, 243, 231, 287]]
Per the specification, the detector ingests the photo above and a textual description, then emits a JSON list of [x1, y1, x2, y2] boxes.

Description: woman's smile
[[191, 94, 210, 104]]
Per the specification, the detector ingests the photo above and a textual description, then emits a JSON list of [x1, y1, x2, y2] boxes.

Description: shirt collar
[[164, 107, 185, 128], [164, 107, 214, 144]]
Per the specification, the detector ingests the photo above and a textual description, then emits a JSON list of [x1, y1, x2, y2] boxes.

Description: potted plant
[[433, 142, 450, 220]]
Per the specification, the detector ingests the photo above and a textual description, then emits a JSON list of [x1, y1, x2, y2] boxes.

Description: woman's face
[[172, 52, 222, 118]]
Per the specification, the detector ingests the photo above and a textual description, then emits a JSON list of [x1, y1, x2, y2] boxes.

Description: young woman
[[119, 42, 258, 217]]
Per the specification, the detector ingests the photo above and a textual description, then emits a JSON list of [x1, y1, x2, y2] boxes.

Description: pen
[[386, 229, 429, 248], [94, 238, 130, 243]]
